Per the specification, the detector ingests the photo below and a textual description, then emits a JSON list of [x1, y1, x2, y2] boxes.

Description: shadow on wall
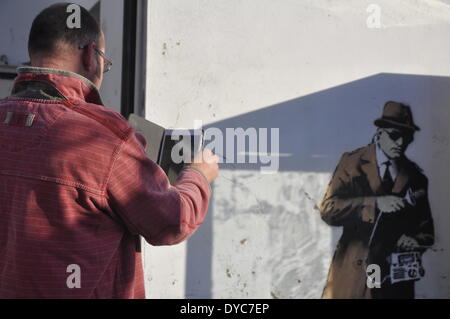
[[185, 187, 215, 298], [184, 73, 450, 298]]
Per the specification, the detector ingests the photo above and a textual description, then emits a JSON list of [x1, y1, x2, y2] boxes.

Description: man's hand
[[397, 234, 419, 251], [376, 195, 405, 213], [189, 149, 220, 183]]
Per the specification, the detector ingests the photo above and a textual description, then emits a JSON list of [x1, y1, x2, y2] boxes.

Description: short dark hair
[[28, 3, 100, 55]]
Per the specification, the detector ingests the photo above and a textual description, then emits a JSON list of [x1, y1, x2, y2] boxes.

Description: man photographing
[[0, 3, 219, 298], [320, 101, 434, 299]]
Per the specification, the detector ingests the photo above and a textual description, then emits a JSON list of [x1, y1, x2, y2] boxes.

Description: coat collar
[[11, 67, 104, 106], [360, 143, 410, 195], [375, 143, 399, 180]]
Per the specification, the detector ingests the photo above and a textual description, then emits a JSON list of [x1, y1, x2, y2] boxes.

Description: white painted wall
[[144, 0, 450, 299]]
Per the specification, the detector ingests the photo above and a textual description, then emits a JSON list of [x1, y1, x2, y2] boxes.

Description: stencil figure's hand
[[397, 234, 419, 251], [376, 195, 405, 213]]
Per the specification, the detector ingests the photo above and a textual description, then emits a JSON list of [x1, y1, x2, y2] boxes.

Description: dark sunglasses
[[384, 129, 413, 144]]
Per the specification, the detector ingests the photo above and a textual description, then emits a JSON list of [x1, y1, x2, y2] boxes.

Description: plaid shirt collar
[[11, 67, 104, 105]]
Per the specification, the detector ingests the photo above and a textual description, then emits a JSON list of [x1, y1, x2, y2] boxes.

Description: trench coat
[[320, 143, 434, 299]]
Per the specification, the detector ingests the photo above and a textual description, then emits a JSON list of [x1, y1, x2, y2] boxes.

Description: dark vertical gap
[[121, 0, 137, 118], [0, 72, 17, 80]]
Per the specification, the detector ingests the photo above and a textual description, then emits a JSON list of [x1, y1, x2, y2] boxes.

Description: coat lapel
[[360, 143, 411, 195], [360, 144, 384, 195], [392, 160, 410, 195]]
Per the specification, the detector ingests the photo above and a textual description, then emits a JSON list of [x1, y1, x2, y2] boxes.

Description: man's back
[[0, 68, 212, 298]]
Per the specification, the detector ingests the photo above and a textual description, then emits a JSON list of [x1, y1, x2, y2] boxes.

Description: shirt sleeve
[[105, 131, 212, 246]]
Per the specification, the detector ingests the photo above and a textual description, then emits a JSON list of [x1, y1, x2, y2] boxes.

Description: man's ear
[[81, 42, 96, 72]]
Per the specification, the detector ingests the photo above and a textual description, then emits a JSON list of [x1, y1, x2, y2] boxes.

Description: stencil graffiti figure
[[320, 101, 434, 299]]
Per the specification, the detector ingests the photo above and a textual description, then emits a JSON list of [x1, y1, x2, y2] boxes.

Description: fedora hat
[[374, 101, 420, 131]]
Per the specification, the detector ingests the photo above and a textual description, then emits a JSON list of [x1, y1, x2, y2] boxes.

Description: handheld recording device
[[389, 251, 425, 284], [128, 114, 204, 185], [368, 187, 428, 284], [158, 129, 204, 185]]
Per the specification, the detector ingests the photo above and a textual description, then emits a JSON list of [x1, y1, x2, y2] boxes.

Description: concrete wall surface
[[144, 0, 450, 299]]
